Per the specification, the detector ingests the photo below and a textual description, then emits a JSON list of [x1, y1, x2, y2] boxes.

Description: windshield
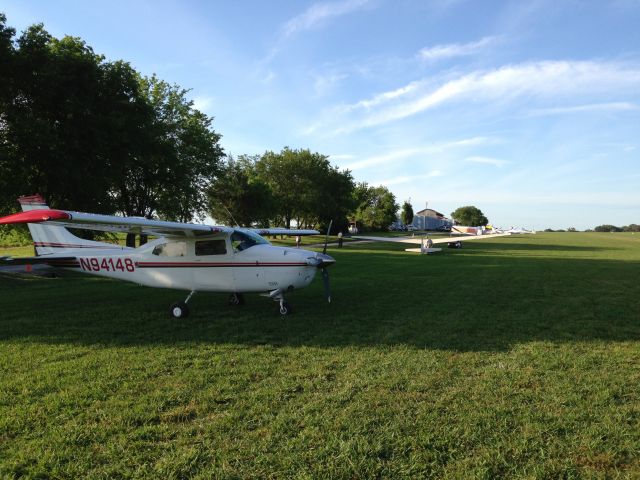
[[231, 230, 270, 251]]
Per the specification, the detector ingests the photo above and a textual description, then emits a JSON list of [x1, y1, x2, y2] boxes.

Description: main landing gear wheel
[[170, 290, 196, 319], [279, 300, 292, 316], [228, 293, 245, 306], [170, 301, 189, 319]]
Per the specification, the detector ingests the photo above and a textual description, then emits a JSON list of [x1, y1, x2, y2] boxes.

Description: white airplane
[[354, 229, 518, 253], [502, 226, 536, 234], [0, 195, 336, 317]]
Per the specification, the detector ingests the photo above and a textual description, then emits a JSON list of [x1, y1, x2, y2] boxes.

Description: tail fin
[[18, 195, 113, 255]]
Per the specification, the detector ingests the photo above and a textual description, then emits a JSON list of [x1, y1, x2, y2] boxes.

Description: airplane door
[[232, 250, 267, 292], [193, 238, 235, 291], [229, 231, 268, 292]]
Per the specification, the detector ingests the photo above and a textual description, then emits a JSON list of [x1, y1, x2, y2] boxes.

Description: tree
[[254, 148, 354, 229], [352, 183, 399, 231], [208, 155, 275, 226], [0, 17, 225, 246], [110, 76, 223, 224], [451, 206, 488, 226], [0, 22, 116, 213], [401, 200, 414, 227], [594, 225, 622, 232]]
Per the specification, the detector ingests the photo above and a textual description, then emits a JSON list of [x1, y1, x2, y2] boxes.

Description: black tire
[[170, 301, 189, 319], [279, 301, 292, 316], [228, 293, 245, 306]]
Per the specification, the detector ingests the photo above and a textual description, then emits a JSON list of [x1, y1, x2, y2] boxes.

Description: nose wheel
[[263, 289, 293, 316], [279, 300, 292, 316]]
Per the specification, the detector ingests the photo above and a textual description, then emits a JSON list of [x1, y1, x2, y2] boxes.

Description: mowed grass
[[1, 233, 639, 478]]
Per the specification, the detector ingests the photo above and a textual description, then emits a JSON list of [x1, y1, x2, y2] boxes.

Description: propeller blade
[[321, 267, 331, 303], [323, 220, 333, 255]]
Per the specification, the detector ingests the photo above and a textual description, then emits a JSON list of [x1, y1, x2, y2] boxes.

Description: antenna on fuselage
[[222, 204, 240, 227]]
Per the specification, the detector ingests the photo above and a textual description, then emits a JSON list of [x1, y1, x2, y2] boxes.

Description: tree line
[[0, 14, 400, 244], [592, 224, 640, 233]]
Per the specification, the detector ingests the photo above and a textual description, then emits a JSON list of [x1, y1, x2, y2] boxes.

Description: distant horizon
[[2, 1, 639, 230]]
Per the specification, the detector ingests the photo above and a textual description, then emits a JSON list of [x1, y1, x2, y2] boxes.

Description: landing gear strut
[[170, 290, 196, 319], [228, 293, 245, 306], [265, 289, 293, 316]]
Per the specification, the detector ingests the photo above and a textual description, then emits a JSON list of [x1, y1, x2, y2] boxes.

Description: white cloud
[[330, 60, 640, 132], [378, 170, 443, 186], [192, 96, 214, 112], [528, 102, 640, 116], [418, 36, 497, 62], [465, 156, 508, 167], [282, 0, 371, 38], [342, 80, 425, 111], [263, 0, 372, 66], [314, 73, 349, 96], [343, 137, 494, 170]]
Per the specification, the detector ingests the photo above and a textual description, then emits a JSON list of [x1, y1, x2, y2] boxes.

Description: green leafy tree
[[0, 22, 116, 213], [208, 155, 275, 227], [352, 183, 399, 231], [594, 225, 622, 232], [451, 206, 489, 226], [0, 17, 224, 246], [401, 201, 414, 227], [255, 148, 354, 229], [111, 76, 223, 224]]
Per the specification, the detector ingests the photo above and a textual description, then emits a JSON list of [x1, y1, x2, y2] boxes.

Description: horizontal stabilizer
[[404, 247, 442, 253], [0, 255, 78, 266]]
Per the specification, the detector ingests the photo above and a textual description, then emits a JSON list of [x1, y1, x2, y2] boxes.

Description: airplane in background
[[354, 228, 521, 254], [0, 195, 335, 317], [501, 226, 536, 234]]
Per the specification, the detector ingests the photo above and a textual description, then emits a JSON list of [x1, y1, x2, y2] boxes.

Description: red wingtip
[[0, 209, 71, 225]]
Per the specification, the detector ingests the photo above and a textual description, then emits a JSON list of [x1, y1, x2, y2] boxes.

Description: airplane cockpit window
[[152, 241, 187, 257], [195, 239, 227, 256], [231, 230, 269, 252]]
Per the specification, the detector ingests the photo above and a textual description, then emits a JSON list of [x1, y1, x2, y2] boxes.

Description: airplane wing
[[354, 232, 514, 245], [0, 209, 233, 237]]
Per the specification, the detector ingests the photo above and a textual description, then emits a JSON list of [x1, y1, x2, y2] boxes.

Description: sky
[[3, 0, 640, 229]]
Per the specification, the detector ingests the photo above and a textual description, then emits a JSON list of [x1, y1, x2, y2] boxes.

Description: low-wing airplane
[[354, 229, 518, 253], [0, 195, 335, 317]]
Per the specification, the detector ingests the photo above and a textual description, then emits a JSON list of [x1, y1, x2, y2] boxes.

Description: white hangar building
[[412, 208, 453, 231]]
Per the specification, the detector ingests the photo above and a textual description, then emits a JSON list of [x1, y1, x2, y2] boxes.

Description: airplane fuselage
[[55, 238, 323, 294]]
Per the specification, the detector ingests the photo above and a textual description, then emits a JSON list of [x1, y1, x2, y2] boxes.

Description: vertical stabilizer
[[18, 195, 112, 255]]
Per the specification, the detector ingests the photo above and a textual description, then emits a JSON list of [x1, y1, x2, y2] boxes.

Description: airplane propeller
[[321, 220, 333, 302]]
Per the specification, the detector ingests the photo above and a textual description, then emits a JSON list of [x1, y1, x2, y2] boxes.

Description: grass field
[[1, 233, 639, 478]]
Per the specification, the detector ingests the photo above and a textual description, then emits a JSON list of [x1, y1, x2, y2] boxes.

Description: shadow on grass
[[466, 241, 620, 252], [1, 247, 639, 352]]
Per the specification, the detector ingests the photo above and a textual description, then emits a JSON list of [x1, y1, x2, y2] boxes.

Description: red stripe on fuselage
[[135, 261, 308, 268]]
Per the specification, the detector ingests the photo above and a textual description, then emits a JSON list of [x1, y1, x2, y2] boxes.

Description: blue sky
[[3, 0, 640, 229]]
